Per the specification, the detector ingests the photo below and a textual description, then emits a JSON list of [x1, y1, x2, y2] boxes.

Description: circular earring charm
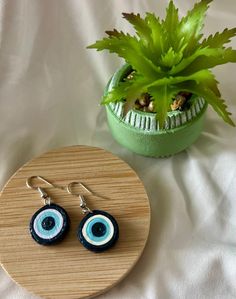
[[67, 182, 119, 253], [78, 209, 119, 253], [30, 203, 70, 246], [27, 176, 70, 246]]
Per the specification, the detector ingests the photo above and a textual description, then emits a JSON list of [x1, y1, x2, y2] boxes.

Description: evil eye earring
[[26, 176, 70, 246], [67, 182, 119, 253]]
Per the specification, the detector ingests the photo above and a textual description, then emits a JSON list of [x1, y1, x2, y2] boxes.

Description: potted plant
[[88, 0, 236, 157]]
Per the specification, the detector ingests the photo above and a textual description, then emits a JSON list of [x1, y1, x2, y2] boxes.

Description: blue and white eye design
[[78, 210, 119, 252], [30, 204, 70, 246]]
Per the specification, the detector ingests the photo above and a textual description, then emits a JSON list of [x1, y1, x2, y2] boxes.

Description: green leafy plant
[[88, 0, 236, 128]]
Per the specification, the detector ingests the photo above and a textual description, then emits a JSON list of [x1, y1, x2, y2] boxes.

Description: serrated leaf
[[176, 0, 213, 54], [163, 0, 179, 32], [176, 69, 221, 97], [169, 47, 230, 75], [88, 31, 162, 79], [176, 81, 235, 126], [161, 47, 183, 67], [203, 89, 235, 126], [102, 74, 149, 106], [122, 13, 151, 43], [200, 70, 220, 97], [162, 0, 179, 50], [122, 12, 157, 62], [177, 47, 236, 75], [148, 85, 177, 128], [102, 81, 130, 104], [148, 69, 218, 91], [145, 13, 164, 56], [201, 28, 236, 48]]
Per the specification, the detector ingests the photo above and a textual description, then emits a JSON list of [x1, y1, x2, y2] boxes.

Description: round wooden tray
[[0, 145, 150, 299]]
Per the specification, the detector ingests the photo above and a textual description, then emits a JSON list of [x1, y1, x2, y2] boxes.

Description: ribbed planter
[[105, 64, 207, 157]]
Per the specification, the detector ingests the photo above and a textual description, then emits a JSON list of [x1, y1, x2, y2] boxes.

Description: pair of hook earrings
[[26, 176, 119, 253]]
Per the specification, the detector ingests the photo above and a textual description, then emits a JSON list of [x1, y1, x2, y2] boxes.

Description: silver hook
[[26, 176, 65, 191], [26, 176, 64, 205], [66, 182, 92, 214], [66, 181, 92, 196]]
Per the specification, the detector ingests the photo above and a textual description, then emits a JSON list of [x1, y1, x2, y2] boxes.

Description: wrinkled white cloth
[[0, 1, 236, 298]]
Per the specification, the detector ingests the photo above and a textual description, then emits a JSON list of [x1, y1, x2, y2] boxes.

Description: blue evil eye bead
[[78, 210, 119, 253], [30, 204, 70, 246]]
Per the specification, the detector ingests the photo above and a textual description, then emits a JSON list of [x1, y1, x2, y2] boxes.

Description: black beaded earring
[[66, 182, 119, 253], [26, 176, 70, 246]]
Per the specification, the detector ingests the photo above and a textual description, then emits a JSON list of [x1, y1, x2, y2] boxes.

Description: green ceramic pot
[[105, 64, 207, 157]]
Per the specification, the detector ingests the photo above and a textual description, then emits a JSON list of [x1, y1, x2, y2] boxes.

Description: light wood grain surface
[[0, 145, 150, 299]]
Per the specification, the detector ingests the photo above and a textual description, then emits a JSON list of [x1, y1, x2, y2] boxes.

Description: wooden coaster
[[0, 145, 150, 299]]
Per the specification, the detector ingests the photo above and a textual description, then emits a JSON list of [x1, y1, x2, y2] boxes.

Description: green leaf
[[161, 47, 183, 68], [145, 13, 164, 55], [163, 0, 179, 32], [199, 70, 220, 97], [122, 13, 158, 62], [162, 0, 179, 50], [201, 28, 236, 48], [176, 0, 213, 54], [102, 81, 129, 104], [176, 81, 235, 126], [170, 47, 232, 75], [102, 74, 149, 106], [88, 30, 162, 79], [122, 13, 151, 44], [148, 85, 176, 128], [149, 69, 221, 101], [177, 47, 236, 75], [202, 89, 235, 126], [149, 69, 219, 89]]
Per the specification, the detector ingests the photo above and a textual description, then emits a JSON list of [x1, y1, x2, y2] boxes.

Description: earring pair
[[26, 176, 119, 253]]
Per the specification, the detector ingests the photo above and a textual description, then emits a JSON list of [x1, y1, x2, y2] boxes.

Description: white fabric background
[[0, 1, 236, 298]]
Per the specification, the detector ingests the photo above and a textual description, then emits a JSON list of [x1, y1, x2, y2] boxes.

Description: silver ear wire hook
[[26, 176, 65, 205], [66, 181, 92, 196], [26, 176, 65, 190], [66, 182, 92, 214]]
